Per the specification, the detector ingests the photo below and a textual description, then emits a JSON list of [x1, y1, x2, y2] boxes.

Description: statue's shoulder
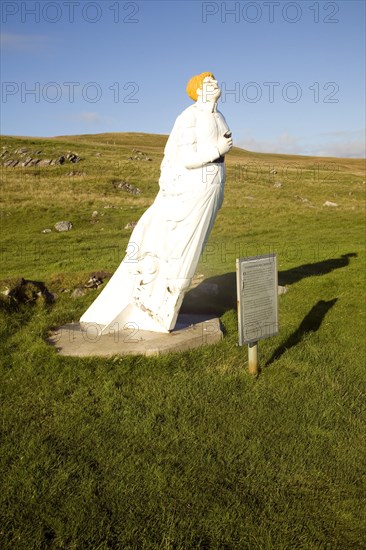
[[176, 104, 197, 128]]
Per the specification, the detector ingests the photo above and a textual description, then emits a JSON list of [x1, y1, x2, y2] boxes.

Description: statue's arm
[[181, 111, 221, 169]]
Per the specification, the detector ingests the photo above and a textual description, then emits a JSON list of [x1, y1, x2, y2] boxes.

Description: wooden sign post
[[248, 341, 259, 375], [236, 254, 279, 375]]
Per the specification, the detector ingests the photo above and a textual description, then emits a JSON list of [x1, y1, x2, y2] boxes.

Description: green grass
[[0, 133, 365, 549]]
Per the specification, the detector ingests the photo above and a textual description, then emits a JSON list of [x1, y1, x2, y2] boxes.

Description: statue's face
[[197, 76, 221, 103]]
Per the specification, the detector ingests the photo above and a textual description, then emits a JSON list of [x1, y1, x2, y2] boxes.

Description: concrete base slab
[[48, 314, 223, 357]]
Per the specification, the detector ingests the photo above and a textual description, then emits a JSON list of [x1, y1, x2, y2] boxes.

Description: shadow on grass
[[181, 272, 237, 315], [264, 298, 338, 367], [181, 253, 356, 315], [278, 253, 357, 286]]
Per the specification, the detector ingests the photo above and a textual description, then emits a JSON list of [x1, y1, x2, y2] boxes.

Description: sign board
[[236, 254, 279, 345]]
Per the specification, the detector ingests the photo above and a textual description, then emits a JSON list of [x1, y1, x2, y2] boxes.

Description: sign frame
[[236, 253, 279, 346]]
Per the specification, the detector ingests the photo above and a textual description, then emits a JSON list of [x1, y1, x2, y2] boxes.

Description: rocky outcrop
[[128, 148, 152, 161], [54, 221, 73, 232], [112, 180, 141, 195], [1, 146, 81, 168], [2, 278, 55, 306]]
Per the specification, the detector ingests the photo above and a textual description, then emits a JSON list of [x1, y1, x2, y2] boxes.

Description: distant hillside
[[1, 131, 364, 283], [1, 131, 365, 169]]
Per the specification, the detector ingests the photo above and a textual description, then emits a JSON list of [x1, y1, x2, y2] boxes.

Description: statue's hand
[[217, 134, 233, 156]]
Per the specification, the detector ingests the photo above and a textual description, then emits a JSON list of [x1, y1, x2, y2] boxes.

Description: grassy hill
[[0, 133, 365, 549]]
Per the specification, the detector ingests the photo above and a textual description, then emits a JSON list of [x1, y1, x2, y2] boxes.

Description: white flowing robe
[[80, 102, 231, 333]]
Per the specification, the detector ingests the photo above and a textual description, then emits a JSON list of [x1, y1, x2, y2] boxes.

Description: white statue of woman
[[80, 72, 233, 334]]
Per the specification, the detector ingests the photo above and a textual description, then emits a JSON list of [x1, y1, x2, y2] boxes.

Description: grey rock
[[38, 159, 52, 166], [125, 221, 137, 229], [6, 278, 54, 305], [21, 157, 33, 167], [90, 271, 112, 281], [323, 200, 338, 207], [113, 180, 141, 195], [55, 221, 73, 232], [42, 228, 52, 233], [51, 156, 65, 166], [84, 276, 103, 289], [67, 171, 86, 177], [72, 287, 86, 298], [90, 270, 112, 279], [66, 153, 81, 163], [273, 182, 283, 189], [129, 149, 152, 162], [295, 195, 310, 203]]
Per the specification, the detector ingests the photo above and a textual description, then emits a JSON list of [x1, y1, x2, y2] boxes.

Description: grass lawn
[[1, 133, 365, 549]]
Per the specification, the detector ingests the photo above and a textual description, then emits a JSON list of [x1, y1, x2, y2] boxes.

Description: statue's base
[[48, 314, 223, 357]]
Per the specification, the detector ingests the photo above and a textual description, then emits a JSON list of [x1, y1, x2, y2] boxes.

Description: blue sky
[[1, 0, 365, 157]]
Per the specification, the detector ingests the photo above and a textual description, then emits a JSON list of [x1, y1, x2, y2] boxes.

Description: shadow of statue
[[278, 253, 357, 286], [181, 272, 237, 315], [181, 253, 357, 315], [264, 298, 338, 367]]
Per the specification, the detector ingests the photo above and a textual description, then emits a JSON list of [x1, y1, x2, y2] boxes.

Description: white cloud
[[238, 132, 304, 156], [314, 130, 365, 158], [0, 32, 48, 51], [237, 130, 366, 158], [317, 140, 365, 159]]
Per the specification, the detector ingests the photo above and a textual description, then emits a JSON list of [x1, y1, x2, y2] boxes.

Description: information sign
[[236, 254, 279, 345]]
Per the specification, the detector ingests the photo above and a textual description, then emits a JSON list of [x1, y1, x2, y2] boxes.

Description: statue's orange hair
[[186, 72, 215, 101]]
